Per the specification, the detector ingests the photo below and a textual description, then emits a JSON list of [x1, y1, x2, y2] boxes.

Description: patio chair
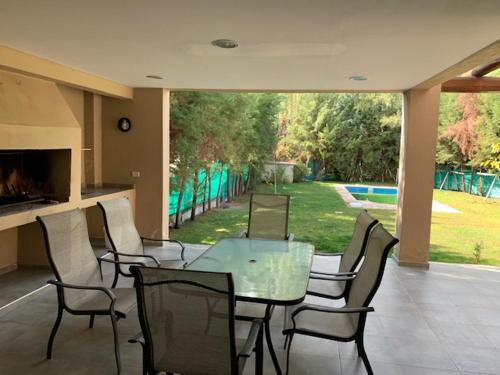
[[239, 193, 294, 241], [129, 266, 264, 375], [98, 197, 186, 288], [37, 209, 138, 374], [307, 210, 378, 300], [283, 224, 398, 375]]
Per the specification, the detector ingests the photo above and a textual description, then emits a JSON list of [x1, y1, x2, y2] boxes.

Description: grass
[[351, 193, 397, 205], [170, 181, 500, 266]]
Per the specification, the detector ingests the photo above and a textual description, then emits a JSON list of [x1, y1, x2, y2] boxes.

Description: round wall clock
[[117, 117, 132, 132]]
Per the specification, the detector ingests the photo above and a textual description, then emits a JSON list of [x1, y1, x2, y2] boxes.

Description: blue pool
[[345, 185, 397, 195]]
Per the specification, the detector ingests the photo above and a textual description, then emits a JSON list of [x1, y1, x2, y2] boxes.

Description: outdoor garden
[[169, 88, 500, 266]]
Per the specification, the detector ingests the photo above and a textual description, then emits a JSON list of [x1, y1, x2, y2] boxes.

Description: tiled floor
[[1, 243, 500, 374]]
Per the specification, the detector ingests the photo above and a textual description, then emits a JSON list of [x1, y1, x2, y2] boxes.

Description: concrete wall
[[102, 89, 170, 239], [262, 161, 295, 183]]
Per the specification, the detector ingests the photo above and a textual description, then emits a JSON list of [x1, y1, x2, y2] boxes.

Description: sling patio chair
[[239, 192, 294, 241], [129, 266, 264, 375], [307, 210, 378, 300], [37, 209, 138, 374], [98, 197, 186, 288], [283, 224, 398, 375]]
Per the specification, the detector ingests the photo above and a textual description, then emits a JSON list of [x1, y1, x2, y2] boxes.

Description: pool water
[[346, 185, 398, 205]]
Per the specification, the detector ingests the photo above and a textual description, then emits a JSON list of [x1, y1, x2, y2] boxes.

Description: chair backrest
[[98, 198, 143, 257], [131, 267, 238, 375], [247, 193, 290, 240], [338, 210, 378, 274], [346, 224, 398, 328], [37, 209, 104, 310]]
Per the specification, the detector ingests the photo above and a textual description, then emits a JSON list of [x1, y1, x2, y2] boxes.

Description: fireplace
[[0, 149, 71, 211]]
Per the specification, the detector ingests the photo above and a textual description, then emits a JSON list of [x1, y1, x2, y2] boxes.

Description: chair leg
[[111, 265, 120, 288], [255, 325, 264, 375], [285, 333, 294, 375], [47, 307, 63, 359], [356, 336, 373, 375], [89, 314, 95, 328], [283, 333, 289, 350], [110, 314, 122, 374]]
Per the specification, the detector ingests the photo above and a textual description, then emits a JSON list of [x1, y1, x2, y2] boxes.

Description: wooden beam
[[414, 39, 500, 89], [0, 45, 133, 99], [471, 57, 500, 77], [442, 76, 500, 92]]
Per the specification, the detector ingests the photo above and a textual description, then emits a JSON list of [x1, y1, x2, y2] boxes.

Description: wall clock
[[117, 117, 132, 132]]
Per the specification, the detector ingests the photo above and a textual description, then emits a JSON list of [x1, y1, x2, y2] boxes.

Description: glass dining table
[[187, 237, 315, 375]]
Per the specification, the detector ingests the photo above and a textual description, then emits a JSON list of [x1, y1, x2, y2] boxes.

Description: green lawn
[[352, 193, 397, 205], [170, 182, 500, 266]]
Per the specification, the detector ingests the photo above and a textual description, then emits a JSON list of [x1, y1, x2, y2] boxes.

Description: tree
[[277, 93, 401, 182], [438, 93, 478, 167]]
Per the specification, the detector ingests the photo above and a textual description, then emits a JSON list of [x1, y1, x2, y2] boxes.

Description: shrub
[[293, 162, 309, 182], [473, 242, 483, 264]]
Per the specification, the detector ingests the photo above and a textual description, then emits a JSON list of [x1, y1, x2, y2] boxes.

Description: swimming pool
[[345, 185, 398, 205], [345, 185, 397, 195]]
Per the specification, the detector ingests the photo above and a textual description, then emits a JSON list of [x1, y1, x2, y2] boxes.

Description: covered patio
[[1, 1, 500, 374], [1, 243, 500, 375]]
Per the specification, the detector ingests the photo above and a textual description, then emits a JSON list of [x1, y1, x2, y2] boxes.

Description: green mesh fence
[[169, 163, 249, 216], [434, 168, 500, 198]]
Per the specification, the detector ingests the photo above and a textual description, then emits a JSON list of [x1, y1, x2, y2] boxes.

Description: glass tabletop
[[187, 238, 315, 305]]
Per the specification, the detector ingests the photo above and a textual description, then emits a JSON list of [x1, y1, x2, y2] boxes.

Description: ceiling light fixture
[[349, 75, 367, 81], [211, 39, 239, 49], [146, 75, 163, 79]]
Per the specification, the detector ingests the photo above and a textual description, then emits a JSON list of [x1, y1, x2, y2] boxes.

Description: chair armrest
[[128, 332, 145, 345], [103, 250, 161, 266], [98, 257, 148, 267], [287, 232, 295, 241], [141, 237, 184, 248], [47, 280, 116, 305], [309, 274, 356, 282], [141, 237, 186, 261], [238, 319, 262, 358], [292, 304, 374, 320], [238, 230, 248, 238], [310, 271, 357, 277], [313, 252, 343, 257]]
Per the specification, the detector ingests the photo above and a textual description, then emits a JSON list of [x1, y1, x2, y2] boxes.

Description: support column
[[394, 85, 441, 268], [84, 92, 103, 185], [102, 89, 170, 239]]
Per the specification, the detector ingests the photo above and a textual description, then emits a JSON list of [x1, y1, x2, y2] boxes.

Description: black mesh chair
[[307, 210, 378, 300], [129, 266, 264, 375], [37, 209, 137, 374], [98, 198, 186, 287], [283, 224, 398, 375], [240, 193, 294, 241]]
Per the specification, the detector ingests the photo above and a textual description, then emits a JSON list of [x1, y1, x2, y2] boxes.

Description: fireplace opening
[[0, 149, 71, 211]]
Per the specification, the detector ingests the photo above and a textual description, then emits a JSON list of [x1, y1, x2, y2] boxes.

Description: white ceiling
[[0, 0, 499, 91]]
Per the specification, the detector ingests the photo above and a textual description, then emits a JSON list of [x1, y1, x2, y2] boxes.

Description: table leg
[[265, 304, 282, 375], [255, 324, 264, 375]]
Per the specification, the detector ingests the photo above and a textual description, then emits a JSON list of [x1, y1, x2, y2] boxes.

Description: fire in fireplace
[[0, 149, 71, 210]]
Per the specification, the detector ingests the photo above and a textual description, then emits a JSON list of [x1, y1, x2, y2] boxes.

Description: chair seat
[[307, 277, 345, 298], [283, 303, 357, 339], [70, 287, 136, 315]]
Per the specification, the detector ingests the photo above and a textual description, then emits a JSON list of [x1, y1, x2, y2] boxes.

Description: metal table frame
[[187, 238, 314, 374]]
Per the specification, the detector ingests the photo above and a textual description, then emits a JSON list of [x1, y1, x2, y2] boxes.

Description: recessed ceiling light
[[146, 75, 163, 80], [211, 39, 239, 49], [349, 75, 367, 81]]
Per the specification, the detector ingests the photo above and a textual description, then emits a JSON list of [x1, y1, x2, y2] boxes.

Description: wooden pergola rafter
[[442, 57, 500, 92]]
